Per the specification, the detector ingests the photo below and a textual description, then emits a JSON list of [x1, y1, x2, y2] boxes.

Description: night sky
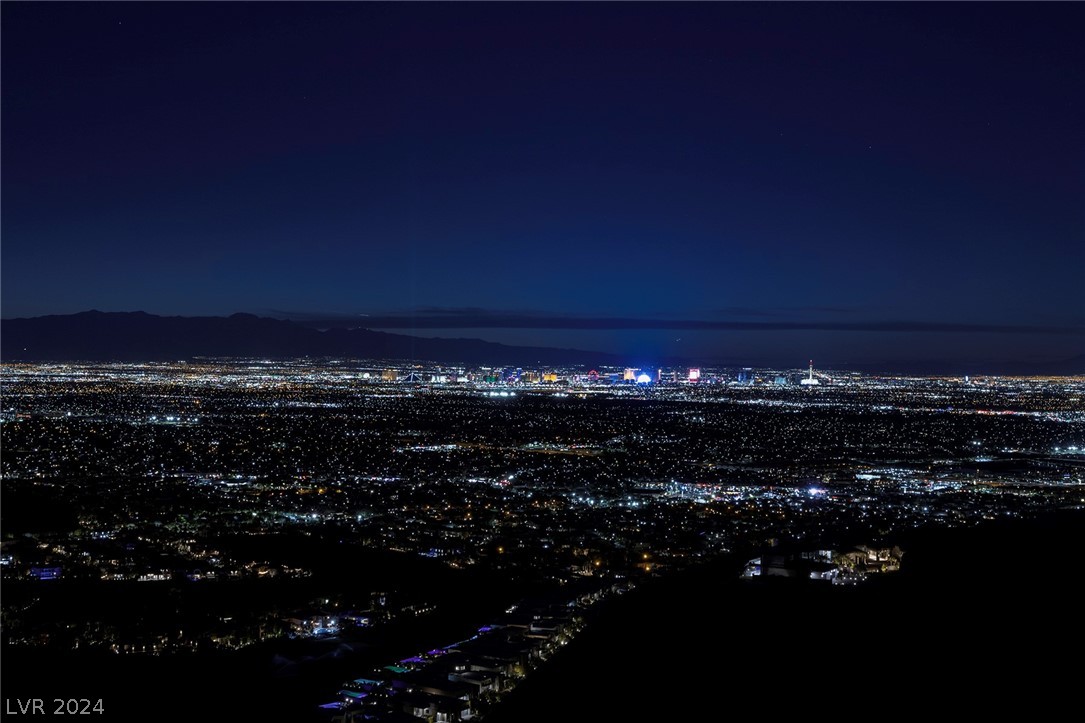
[[3, 2, 1082, 370]]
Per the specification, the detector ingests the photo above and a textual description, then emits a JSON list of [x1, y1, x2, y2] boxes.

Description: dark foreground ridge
[[488, 508, 1085, 722], [3, 511, 1082, 721], [0, 311, 624, 367]]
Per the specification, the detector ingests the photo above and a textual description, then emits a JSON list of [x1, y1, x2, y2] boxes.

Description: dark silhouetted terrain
[[1, 311, 624, 366]]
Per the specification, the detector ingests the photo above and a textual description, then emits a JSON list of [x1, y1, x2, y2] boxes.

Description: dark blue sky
[[3, 2, 1082, 369]]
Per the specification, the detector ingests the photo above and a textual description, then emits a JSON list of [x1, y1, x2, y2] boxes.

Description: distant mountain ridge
[[0, 311, 627, 367], [2, 311, 1082, 375]]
